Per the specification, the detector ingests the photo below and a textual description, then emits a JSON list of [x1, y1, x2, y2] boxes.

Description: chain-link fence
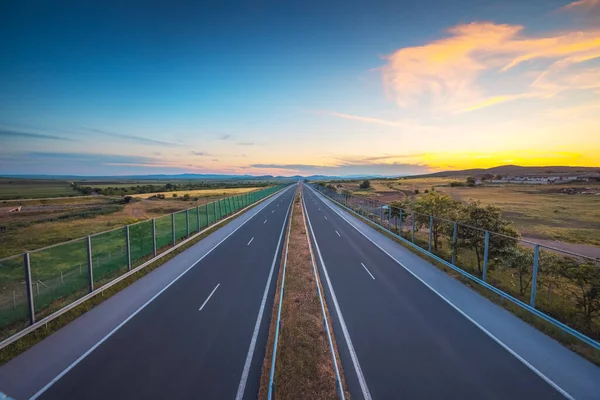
[[312, 184, 600, 350], [0, 185, 287, 343]]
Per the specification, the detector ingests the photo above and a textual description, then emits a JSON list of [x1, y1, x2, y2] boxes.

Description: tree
[[165, 183, 174, 190], [502, 247, 534, 297], [412, 192, 459, 251], [466, 176, 476, 186], [386, 200, 410, 225], [359, 180, 371, 189], [183, 194, 190, 201], [172, 193, 178, 197], [559, 261, 600, 328], [454, 200, 520, 275]]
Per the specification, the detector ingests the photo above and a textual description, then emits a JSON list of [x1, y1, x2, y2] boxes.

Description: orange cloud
[[381, 21, 600, 113], [325, 111, 406, 127]]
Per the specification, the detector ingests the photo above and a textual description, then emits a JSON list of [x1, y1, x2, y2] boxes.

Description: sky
[[1, 0, 599, 176]]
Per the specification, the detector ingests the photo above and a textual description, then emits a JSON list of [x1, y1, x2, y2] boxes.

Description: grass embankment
[[0, 188, 281, 365], [259, 189, 347, 399]]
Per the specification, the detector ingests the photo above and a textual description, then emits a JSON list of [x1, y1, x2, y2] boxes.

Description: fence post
[[214, 201, 217, 222], [218, 200, 223, 219], [152, 218, 157, 257], [126, 225, 131, 271], [171, 213, 176, 246], [186, 209, 190, 237], [428, 216, 433, 252], [452, 222, 457, 265], [87, 236, 94, 292], [24, 252, 35, 324], [196, 205, 200, 231], [411, 212, 416, 243], [398, 209, 403, 234], [206, 203, 209, 226], [530, 244, 540, 307], [482, 231, 490, 281]]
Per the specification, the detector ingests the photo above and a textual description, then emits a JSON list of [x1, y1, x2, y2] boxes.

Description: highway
[[301, 183, 569, 400], [25, 185, 297, 400]]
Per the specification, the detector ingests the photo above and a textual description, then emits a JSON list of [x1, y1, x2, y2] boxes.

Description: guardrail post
[[87, 235, 94, 292], [152, 218, 157, 257], [171, 213, 176, 246], [452, 222, 457, 265], [530, 244, 540, 307], [411, 212, 416, 243], [24, 252, 35, 324], [482, 231, 490, 281], [428, 216, 433, 252], [125, 225, 131, 271]]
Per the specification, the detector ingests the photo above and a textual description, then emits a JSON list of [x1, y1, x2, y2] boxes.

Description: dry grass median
[[259, 188, 348, 399]]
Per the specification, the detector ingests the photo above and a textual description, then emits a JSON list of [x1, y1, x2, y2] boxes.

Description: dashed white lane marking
[[247, 237, 254, 246], [360, 263, 375, 280], [199, 284, 220, 311], [335, 230, 341, 237]]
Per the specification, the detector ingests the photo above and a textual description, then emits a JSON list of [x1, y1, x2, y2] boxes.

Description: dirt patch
[[522, 237, 600, 260]]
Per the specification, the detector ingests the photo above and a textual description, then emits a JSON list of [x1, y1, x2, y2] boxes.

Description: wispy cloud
[[322, 111, 407, 128], [560, 0, 599, 11], [86, 128, 183, 147], [0, 128, 73, 141], [219, 133, 232, 140], [381, 21, 600, 113], [25, 151, 158, 165], [237, 142, 256, 146], [337, 153, 428, 163], [249, 161, 432, 176], [190, 151, 213, 156]]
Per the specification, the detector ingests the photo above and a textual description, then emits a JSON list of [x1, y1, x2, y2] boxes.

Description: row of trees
[[379, 191, 600, 331]]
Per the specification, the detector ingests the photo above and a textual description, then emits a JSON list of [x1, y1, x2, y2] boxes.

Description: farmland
[[337, 178, 600, 247], [0, 178, 78, 200], [131, 187, 258, 199]]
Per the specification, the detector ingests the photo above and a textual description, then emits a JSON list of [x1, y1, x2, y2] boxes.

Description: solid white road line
[[307, 186, 575, 400], [360, 263, 375, 280], [30, 186, 293, 400], [302, 192, 372, 400], [247, 237, 254, 246], [199, 284, 220, 311], [335, 230, 341, 237], [235, 196, 293, 400]]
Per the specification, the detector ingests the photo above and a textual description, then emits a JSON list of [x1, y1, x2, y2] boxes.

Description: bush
[[414, 188, 420, 194], [183, 194, 190, 201], [172, 193, 178, 198], [359, 180, 371, 189], [449, 181, 465, 187]]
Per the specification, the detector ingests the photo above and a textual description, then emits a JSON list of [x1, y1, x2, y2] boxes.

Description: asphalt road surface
[[301, 183, 567, 400], [31, 185, 297, 400]]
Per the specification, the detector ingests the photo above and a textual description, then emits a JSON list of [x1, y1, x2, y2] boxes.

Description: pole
[[218, 200, 223, 219], [171, 213, 176, 246], [482, 231, 490, 281], [398, 209, 403, 234], [206, 203, 209, 227], [24, 252, 35, 324], [530, 244, 540, 307], [152, 218, 157, 257], [186, 209, 190, 237], [452, 222, 457, 265], [87, 236, 94, 292], [126, 225, 131, 271], [411, 212, 416, 243], [428, 216, 433, 252]]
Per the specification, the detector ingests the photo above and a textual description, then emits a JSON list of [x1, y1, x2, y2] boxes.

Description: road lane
[[302, 184, 566, 400], [33, 185, 297, 400]]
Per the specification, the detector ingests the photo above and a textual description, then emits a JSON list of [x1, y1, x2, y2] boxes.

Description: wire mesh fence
[[0, 185, 287, 343], [312, 184, 600, 348]]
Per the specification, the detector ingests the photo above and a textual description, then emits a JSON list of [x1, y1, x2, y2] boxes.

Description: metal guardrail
[[0, 185, 289, 349], [310, 184, 600, 352]]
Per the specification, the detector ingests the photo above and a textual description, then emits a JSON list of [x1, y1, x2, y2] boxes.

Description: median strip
[[259, 187, 348, 399]]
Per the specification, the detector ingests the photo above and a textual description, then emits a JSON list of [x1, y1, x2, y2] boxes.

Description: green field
[[0, 179, 79, 200]]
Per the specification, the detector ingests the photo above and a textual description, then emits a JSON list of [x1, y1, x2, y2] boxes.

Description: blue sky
[[1, 0, 599, 176]]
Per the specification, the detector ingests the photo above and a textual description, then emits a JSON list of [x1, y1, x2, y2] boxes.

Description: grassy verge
[[258, 189, 348, 399], [323, 193, 600, 367], [0, 194, 274, 366]]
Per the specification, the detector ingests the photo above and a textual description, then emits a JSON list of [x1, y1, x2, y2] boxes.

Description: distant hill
[[411, 165, 600, 178]]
